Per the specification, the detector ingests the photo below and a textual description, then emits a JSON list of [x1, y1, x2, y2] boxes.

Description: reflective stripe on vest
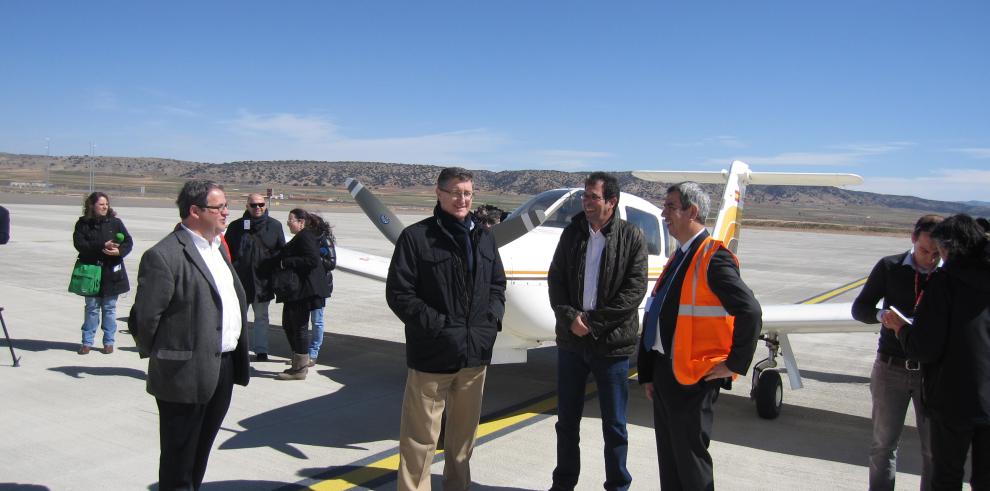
[[671, 237, 739, 385]]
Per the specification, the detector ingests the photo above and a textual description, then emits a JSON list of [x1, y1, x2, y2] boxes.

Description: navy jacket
[[72, 215, 133, 297]]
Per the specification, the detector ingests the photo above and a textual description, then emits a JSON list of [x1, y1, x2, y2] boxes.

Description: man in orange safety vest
[[638, 181, 762, 490]]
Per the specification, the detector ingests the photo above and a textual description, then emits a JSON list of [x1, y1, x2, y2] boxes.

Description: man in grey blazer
[[129, 180, 249, 490]]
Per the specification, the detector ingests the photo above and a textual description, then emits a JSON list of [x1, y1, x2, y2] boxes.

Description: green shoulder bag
[[68, 260, 102, 296]]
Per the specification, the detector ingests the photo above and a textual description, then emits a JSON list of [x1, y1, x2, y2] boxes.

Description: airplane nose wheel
[[751, 333, 784, 419]]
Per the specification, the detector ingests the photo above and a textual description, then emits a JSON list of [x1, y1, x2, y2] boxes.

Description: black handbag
[[271, 267, 301, 301]]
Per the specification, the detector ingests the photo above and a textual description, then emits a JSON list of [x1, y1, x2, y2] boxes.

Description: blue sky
[[2, 1, 988, 202]]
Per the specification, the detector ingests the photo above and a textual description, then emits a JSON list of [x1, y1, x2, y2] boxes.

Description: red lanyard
[[914, 270, 932, 310]]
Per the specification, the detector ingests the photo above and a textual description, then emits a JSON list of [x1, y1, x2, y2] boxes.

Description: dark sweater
[[852, 251, 935, 359]]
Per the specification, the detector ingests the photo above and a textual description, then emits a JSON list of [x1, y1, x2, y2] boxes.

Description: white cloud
[[951, 147, 990, 159], [214, 111, 507, 164], [855, 168, 990, 202], [227, 111, 340, 142], [88, 89, 120, 112], [715, 141, 915, 167], [159, 105, 200, 117], [671, 135, 746, 148], [535, 149, 613, 170]]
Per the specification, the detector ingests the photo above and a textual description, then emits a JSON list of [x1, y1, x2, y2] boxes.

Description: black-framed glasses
[[582, 193, 605, 202], [439, 188, 473, 200], [248, 203, 266, 209], [199, 202, 229, 211]]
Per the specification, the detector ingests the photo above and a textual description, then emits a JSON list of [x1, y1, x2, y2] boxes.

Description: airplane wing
[[336, 246, 389, 282], [760, 302, 875, 335]]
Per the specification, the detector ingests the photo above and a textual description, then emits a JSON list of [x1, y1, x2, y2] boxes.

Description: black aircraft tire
[[755, 370, 783, 419]]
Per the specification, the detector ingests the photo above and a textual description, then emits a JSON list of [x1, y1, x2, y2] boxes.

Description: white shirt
[[583, 224, 608, 311], [181, 225, 242, 352], [649, 228, 707, 353]]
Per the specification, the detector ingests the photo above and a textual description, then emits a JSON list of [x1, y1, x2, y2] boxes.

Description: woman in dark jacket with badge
[[271, 208, 331, 380], [890, 214, 990, 489], [72, 192, 133, 355]]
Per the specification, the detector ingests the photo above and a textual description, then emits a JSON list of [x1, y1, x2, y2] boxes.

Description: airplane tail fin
[[633, 161, 863, 253]]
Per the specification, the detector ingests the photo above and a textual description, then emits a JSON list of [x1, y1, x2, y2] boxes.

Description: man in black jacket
[[852, 214, 942, 490], [224, 193, 285, 362], [386, 167, 506, 491], [548, 172, 647, 491]]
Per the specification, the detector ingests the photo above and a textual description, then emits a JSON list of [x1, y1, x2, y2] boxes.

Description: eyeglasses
[[439, 188, 473, 200], [582, 193, 605, 202], [248, 203, 266, 209], [199, 202, 229, 212]]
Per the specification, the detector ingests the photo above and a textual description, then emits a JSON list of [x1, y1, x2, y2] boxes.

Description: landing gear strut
[[751, 333, 783, 419]]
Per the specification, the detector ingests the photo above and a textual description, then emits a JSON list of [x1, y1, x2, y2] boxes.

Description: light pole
[[88, 141, 95, 193], [44, 137, 51, 187]]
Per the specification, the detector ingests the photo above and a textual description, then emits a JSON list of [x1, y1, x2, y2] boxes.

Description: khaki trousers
[[397, 366, 488, 491]]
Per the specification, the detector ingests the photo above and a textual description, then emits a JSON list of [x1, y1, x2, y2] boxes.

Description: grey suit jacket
[[129, 229, 250, 404]]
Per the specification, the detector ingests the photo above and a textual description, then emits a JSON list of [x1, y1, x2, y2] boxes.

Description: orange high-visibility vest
[[671, 237, 738, 385]]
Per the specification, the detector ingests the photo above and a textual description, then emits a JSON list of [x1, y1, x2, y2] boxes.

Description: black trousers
[[930, 415, 990, 490], [156, 352, 235, 491], [282, 301, 311, 355], [650, 357, 721, 491]]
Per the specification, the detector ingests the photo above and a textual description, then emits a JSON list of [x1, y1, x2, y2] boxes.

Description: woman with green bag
[[72, 192, 133, 355]]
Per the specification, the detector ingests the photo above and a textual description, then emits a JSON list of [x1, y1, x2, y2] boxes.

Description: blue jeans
[[553, 348, 631, 491], [869, 355, 932, 491], [81, 295, 117, 347], [308, 307, 324, 359]]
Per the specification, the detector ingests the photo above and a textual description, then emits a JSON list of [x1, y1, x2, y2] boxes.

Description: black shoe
[[254, 353, 268, 362]]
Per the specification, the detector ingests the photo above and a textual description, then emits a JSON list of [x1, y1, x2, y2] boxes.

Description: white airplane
[[334, 160, 870, 419]]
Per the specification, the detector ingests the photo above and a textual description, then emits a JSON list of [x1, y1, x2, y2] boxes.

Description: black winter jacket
[[548, 213, 648, 357], [386, 205, 506, 373], [271, 227, 330, 306], [899, 248, 990, 424], [73, 215, 133, 297], [225, 212, 285, 302]]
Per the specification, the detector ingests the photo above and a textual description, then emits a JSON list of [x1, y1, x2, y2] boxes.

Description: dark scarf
[[238, 211, 270, 258], [437, 205, 474, 274]]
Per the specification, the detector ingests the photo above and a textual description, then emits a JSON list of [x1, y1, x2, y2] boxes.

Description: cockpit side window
[[509, 190, 567, 220], [542, 192, 585, 228], [625, 206, 662, 255], [510, 189, 585, 229]]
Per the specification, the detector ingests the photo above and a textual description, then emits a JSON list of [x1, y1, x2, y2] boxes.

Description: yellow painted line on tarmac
[[306, 278, 865, 490], [306, 392, 564, 490], [800, 277, 867, 305]]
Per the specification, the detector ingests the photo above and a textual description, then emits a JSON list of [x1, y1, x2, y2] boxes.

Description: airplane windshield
[[510, 189, 584, 229]]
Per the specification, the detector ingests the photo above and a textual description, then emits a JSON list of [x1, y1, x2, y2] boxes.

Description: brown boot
[[276, 354, 309, 380]]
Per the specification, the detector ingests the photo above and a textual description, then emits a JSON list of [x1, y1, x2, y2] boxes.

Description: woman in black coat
[[890, 214, 990, 489], [271, 208, 331, 380], [72, 192, 133, 355]]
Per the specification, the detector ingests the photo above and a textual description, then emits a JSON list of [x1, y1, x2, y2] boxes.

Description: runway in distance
[[335, 161, 871, 419]]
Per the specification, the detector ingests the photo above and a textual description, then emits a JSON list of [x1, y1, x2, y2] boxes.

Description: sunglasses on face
[[249, 203, 266, 209]]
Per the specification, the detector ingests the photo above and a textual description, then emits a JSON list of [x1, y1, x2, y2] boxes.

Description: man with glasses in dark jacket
[[548, 172, 648, 491], [225, 193, 285, 362], [386, 167, 507, 491]]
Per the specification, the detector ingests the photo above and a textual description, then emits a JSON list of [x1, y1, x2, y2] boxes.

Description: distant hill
[[2, 152, 988, 226]]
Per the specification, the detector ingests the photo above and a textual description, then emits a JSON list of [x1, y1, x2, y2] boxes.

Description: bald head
[[246, 193, 267, 218]]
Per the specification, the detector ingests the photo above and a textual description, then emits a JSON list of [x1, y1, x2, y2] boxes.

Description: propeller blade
[[345, 178, 406, 245], [492, 208, 546, 248]]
